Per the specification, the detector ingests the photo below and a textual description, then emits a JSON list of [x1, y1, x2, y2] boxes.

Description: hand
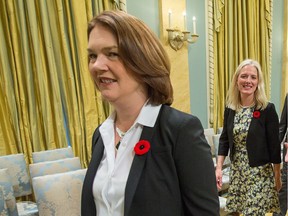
[[215, 168, 223, 190], [275, 174, 282, 192], [285, 142, 288, 162]]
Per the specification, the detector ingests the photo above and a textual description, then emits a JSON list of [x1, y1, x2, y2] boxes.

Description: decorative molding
[[207, 0, 214, 128]]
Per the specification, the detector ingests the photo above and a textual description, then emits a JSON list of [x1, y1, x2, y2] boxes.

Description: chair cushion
[[29, 157, 82, 179], [32, 147, 74, 163], [17, 201, 38, 216], [32, 169, 87, 216]]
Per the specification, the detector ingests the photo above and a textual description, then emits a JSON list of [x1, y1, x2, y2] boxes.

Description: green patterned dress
[[225, 106, 280, 215]]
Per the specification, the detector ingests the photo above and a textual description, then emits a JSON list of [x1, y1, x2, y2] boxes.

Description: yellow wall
[[159, 0, 191, 114]]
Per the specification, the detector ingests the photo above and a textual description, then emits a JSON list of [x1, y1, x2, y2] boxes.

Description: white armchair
[[204, 128, 216, 161]]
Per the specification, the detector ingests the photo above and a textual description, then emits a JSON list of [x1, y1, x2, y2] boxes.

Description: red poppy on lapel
[[134, 140, 150, 155], [253, 110, 261, 118]]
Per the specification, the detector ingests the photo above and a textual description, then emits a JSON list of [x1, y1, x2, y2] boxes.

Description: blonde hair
[[88, 10, 173, 105], [226, 59, 268, 110]]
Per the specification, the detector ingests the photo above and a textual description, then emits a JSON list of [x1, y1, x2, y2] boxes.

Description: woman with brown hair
[[81, 10, 219, 216]]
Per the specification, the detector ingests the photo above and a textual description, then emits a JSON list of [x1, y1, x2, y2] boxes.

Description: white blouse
[[92, 103, 161, 216]]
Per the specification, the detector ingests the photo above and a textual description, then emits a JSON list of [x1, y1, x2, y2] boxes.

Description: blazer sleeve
[[266, 103, 281, 164], [279, 94, 288, 142], [172, 114, 220, 215], [218, 107, 230, 156]]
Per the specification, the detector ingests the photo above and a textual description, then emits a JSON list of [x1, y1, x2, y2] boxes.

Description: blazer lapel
[[83, 135, 104, 216], [247, 108, 264, 137], [124, 125, 155, 216], [86, 137, 104, 192], [91, 138, 104, 170]]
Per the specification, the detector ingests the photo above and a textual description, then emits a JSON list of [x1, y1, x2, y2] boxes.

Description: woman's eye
[[88, 54, 97, 62], [108, 52, 119, 58]]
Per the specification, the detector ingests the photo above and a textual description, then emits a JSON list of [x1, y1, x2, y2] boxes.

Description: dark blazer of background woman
[[277, 94, 288, 215], [279, 94, 288, 142], [81, 105, 220, 216], [218, 102, 281, 167]]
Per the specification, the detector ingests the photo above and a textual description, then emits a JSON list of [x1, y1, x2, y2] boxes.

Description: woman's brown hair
[[88, 10, 173, 105]]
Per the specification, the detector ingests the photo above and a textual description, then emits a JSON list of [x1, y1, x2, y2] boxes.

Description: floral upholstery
[[29, 157, 82, 179], [0, 155, 39, 216], [0, 154, 32, 198], [32, 147, 74, 163], [32, 169, 87, 216], [219, 196, 227, 209], [0, 168, 19, 216], [0, 188, 8, 216], [16, 202, 38, 216]]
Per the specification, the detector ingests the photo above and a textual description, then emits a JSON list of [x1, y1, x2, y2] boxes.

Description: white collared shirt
[[92, 103, 162, 216]]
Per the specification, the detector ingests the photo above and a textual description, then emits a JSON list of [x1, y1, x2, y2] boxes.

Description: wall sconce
[[166, 29, 199, 51], [167, 11, 199, 51]]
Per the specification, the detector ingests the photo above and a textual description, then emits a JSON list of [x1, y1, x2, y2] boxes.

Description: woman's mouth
[[100, 78, 116, 83]]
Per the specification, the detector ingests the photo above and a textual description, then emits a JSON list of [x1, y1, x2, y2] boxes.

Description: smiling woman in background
[[81, 10, 219, 216], [216, 59, 281, 216]]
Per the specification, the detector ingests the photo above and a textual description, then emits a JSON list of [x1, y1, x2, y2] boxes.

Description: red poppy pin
[[134, 140, 150, 155], [253, 110, 261, 118]]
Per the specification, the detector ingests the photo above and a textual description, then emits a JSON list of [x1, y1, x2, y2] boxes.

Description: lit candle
[[168, 9, 172, 28], [183, 11, 187, 31], [192, 16, 197, 34]]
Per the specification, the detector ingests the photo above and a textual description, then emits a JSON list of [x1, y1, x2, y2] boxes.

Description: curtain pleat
[[0, 1, 19, 154], [0, 0, 112, 167], [281, 0, 288, 105], [211, 0, 272, 130]]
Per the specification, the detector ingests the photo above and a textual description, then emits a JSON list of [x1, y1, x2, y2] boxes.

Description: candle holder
[[166, 28, 199, 51]]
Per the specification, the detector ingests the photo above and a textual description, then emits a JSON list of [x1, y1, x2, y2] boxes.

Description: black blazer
[[81, 105, 220, 216], [280, 94, 288, 160], [280, 94, 288, 142], [218, 102, 281, 167]]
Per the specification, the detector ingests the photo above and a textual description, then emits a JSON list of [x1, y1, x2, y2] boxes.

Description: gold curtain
[[211, 0, 272, 130], [0, 0, 113, 167], [281, 0, 288, 106]]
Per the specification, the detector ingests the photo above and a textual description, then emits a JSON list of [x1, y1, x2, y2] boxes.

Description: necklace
[[115, 127, 126, 150], [116, 127, 126, 140], [240, 102, 255, 108]]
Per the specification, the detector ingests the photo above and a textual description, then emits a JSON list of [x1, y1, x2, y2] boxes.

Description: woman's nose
[[90, 55, 108, 71], [246, 77, 252, 83]]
